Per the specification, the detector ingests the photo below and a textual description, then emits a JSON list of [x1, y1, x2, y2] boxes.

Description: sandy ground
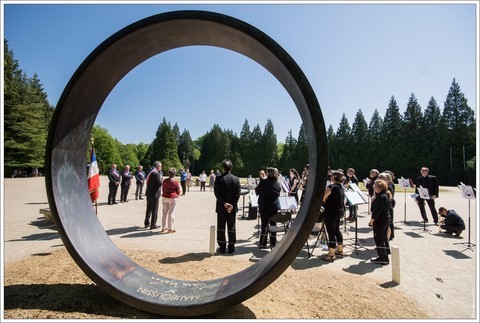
[[2, 176, 479, 320]]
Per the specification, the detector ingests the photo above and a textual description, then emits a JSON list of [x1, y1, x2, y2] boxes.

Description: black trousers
[[217, 210, 236, 251], [180, 180, 186, 195], [325, 210, 344, 249], [373, 218, 390, 260], [416, 197, 438, 223], [108, 182, 118, 203], [145, 196, 159, 227], [120, 185, 130, 202], [259, 208, 277, 247], [135, 183, 144, 198]]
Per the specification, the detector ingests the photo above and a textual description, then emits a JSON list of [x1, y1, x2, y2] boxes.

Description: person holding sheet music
[[365, 169, 379, 197], [378, 172, 396, 240], [299, 164, 309, 205], [345, 168, 359, 222], [369, 179, 391, 265], [319, 170, 345, 262], [255, 167, 282, 249], [413, 167, 439, 224], [288, 168, 300, 204]]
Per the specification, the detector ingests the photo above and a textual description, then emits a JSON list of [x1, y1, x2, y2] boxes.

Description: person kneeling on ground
[[438, 207, 465, 236]]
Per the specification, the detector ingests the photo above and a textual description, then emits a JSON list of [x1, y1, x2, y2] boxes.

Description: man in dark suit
[[439, 207, 466, 236], [144, 161, 163, 230], [414, 167, 439, 224], [214, 159, 241, 254], [108, 164, 121, 205]]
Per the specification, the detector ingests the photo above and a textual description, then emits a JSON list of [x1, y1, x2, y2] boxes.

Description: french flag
[[88, 148, 100, 202]]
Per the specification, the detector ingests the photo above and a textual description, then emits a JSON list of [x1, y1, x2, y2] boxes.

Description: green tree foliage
[[326, 125, 336, 168], [380, 96, 403, 171], [4, 40, 54, 175], [239, 119, 254, 175], [399, 93, 424, 174], [333, 113, 352, 168], [422, 97, 446, 174], [90, 126, 122, 172], [117, 142, 140, 169], [442, 79, 476, 175], [136, 143, 150, 167], [198, 124, 229, 175], [178, 129, 194, 169], [350, 110, 369, 176], [260, 119, 278, 168], [146, 118, 182, 173], [367, 109, 383, 171], [4, 38, 474, 184], [293, 124, 308, 173], [278, 130, 297, 174]]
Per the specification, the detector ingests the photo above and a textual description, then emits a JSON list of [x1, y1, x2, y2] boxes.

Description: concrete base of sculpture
[[45, 10, 328, 316]]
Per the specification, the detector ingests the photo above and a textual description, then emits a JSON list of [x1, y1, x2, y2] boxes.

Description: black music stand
[[413, 186, 432, 235], [397, 177, 411, 224], [453, 183, 476, 252], [344, 183, 369, 254], [248, 194, 260, 239], [239, 186, 250, 218], [361, 178, 371, 215]]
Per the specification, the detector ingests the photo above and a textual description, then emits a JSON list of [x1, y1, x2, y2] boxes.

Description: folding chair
[[266, 211, 292, 249], [305, 219, 327, 258]]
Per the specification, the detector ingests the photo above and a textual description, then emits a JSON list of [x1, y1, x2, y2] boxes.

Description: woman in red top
[[161, 168, 181, 233]]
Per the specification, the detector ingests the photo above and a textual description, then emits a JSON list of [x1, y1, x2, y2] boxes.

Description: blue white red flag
[[88, 148, 100, 202]]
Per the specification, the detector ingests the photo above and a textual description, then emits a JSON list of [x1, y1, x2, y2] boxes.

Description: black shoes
[[371, 257, 389, 265], [150, 225, 160, 230], [216, 246, 235, 254]]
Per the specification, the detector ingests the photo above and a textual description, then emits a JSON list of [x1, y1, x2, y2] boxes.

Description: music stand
[[344, 183, 369, 254], [453, 183, 476, 252], [239, 186, 250, 218], [362, 178, 371, 215], [397, 177, 412, 224], [413, 186, 432, 234], [248, 194, 260, 239]]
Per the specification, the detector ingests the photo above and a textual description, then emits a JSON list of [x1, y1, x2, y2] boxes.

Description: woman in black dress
[[320, 170, 345, 262], [369, 179, 392, 265], [255, 167, 281, 249]]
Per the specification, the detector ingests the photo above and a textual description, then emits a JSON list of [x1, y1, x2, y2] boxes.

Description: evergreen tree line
[[4, 39, 476, 185], [327, 81, 476, 186], [4, 40, 54, 176]]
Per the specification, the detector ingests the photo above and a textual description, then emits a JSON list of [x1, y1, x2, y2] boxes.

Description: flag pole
[[90, 138, 98, 215]]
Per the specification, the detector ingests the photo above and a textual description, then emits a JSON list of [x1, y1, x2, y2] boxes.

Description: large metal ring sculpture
[[45, 10, 327, 317]]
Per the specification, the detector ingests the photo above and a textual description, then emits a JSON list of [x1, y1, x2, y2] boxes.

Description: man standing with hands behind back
[[144, 161, 163, 230], [214, 159, 241, 254], [414, 167, 439, 224]]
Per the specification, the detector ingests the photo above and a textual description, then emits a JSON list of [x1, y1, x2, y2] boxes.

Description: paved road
[[2, 176, 478, 319]]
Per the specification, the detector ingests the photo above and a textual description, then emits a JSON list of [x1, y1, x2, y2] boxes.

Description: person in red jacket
[[161, 168, 181, 233]]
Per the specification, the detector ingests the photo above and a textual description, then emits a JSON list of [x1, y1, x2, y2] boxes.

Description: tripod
[[454, 198, 476, 252], [403, 188, 410, 224], [350, 215, 368, 254], [413, 218, 433, 235]]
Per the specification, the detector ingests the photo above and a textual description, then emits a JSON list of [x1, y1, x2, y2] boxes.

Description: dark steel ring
[[45, 10, 327, 316]]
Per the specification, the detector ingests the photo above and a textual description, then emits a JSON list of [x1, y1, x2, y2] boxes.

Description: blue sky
[[2, 1, 478, 145]]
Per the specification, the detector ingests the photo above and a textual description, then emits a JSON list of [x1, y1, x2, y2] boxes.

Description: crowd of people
[[103, 160, 466, 261]]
